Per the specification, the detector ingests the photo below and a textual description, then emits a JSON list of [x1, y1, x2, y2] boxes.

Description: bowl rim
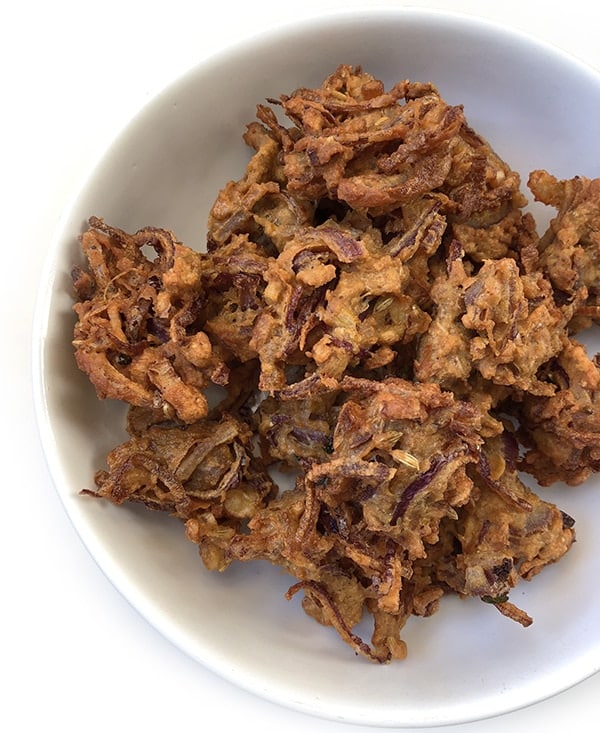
[[31, 5, 600, 727]]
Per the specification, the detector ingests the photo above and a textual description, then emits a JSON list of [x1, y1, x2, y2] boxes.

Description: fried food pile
[[72, 65, 600, 662]]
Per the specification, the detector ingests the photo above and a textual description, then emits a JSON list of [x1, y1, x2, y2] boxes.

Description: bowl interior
[[34, 7, 600, 727]]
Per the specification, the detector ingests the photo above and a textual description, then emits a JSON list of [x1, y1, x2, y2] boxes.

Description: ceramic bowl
[[33, 7, 600, 727]]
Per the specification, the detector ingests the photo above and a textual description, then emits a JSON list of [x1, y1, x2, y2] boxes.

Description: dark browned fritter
[[72, 65, 600, 662]]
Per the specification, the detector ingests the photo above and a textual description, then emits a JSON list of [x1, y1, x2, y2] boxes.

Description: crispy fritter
[[517, 338, 600, 485], [72, 65, 600, 663], [529, 169, 600, 329], [461, 258, 567, 395], [434, 434, 575, 608], [259, 65, 525, 226], [72, 218, 227, 423], [415, 243, 568, 397], [227, 376, 484, 661], [88, 408, 277, 571], [248, 215, 432, 391]]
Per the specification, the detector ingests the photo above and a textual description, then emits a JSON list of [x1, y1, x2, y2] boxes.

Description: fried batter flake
[[72, 65, 600, 663]]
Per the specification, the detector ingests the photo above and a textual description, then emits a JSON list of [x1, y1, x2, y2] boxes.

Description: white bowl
[[33, 7, 600, 727]]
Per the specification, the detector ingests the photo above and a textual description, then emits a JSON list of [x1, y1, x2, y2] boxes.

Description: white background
[[3, 1, 599, 731]]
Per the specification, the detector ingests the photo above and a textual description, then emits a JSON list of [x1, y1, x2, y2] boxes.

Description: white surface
[[4, 1, 600, 731]]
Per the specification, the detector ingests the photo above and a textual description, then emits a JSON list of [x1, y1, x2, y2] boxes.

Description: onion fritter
[[72, 65, 600, 662]]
